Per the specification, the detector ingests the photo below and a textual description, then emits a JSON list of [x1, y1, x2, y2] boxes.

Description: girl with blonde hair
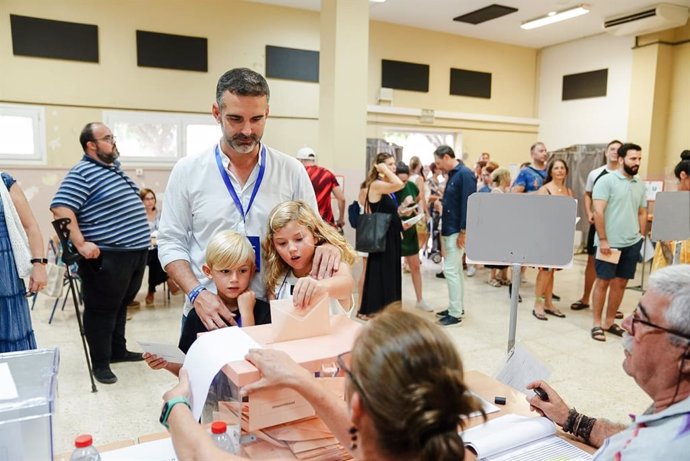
[[263, 200, 356, 314]]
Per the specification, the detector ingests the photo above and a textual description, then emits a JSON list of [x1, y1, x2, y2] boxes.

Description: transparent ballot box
[[0, 348, 59, 460]]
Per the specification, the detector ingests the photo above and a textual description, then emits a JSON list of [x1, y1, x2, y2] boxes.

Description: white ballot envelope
[[269, 296, 331, 343], [137, 341, 185, 364], [402, 213, 424, 228], [596, 247, 621, 264]]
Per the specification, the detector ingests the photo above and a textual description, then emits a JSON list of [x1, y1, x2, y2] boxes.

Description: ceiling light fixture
[[370, 0, 386, 3], [521, 4, 590, 30]]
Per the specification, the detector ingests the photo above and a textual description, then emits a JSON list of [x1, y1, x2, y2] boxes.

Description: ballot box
[[221, 315, 361, 431], [0, 348, 59, 460]]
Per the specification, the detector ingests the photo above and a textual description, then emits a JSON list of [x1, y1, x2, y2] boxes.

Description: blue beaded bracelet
[[187, 285, 207, 305]]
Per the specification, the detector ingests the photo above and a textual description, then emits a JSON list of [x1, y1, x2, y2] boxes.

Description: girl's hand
[[144, 352, 169, 371], [292, 277, 326, 310]]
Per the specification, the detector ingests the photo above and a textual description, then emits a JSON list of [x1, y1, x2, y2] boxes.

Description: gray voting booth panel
[[651, 191, 690, 242], [466, 194, 577, 267]]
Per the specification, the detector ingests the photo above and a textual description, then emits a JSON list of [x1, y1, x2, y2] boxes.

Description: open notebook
[[461, 414, 592, 461]]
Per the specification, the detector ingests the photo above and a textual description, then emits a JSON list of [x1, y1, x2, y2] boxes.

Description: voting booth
[[652, 191, 690, 265]]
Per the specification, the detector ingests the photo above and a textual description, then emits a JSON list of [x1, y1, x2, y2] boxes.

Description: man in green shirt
[[590, 143, 647, 342]]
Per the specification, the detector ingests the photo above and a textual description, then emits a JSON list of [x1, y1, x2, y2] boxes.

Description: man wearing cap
[[296, 147, 346, 229]]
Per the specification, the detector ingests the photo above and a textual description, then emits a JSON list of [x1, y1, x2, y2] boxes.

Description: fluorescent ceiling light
[[370, 0, 386, 3], [521, 4, 590, 30]]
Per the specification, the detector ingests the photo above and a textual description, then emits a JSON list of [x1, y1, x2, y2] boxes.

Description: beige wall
[[628, 23, 690, 186]]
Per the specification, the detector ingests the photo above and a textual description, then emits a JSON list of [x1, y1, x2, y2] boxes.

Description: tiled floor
[[31, 254, 651, 455]]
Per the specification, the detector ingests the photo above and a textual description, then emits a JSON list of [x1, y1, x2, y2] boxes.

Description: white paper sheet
[[495, 344, 550, 394], [0, 362, 18, 400], [183, 327, 262, 421], [101, 437, 177, 460], [137, 341, 186, 364]]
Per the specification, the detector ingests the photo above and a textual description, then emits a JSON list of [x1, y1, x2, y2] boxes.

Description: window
[[0, 104, 45, 163], [103, 111, 219, 164]]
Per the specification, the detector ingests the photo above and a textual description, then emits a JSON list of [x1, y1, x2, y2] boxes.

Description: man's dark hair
[[79, 122, 99, 151], [216, 68, 270, 107], [617, 143, 642, 159], [607, 139, 623, 149], [434, 145, 455, 159]]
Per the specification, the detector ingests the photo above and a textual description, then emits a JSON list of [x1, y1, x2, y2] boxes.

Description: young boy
[[144, 230, 270, 375]]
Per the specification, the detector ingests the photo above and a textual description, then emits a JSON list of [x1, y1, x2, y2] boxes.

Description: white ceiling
[[250, 0, 690, 48]]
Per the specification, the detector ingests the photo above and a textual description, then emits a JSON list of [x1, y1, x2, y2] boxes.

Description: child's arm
[[293, 262, 354, 309], [143, 352, 182, 377], [237, 290, 256, 326]]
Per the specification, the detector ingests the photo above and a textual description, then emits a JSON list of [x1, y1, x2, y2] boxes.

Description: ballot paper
[[495, 344, 550, 394], [269, 296, 331, 343], [101, 438, 177, 461], [596, 247, 621, 264], [184, 327, 262, 421], [137, 341, 185, 364], [402, 213, 424, 228]]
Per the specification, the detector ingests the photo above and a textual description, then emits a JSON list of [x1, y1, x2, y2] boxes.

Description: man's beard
[[623, 163, 639, 176], [227, 134, 260, 154], [96, 146, 119, 164]]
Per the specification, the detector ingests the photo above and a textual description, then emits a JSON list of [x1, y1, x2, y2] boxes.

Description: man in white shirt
[[158, 68, 336, 330], [571, 140, 622, 313]]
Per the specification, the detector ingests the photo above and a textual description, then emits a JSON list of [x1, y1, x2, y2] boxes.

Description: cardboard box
[[222, 315, 361, 431]]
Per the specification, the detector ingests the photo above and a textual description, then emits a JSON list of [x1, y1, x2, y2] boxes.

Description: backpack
[[348, 200, 361, 228]]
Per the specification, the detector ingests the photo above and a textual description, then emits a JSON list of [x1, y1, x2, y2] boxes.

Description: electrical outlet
[[135, 168, 144, 176]]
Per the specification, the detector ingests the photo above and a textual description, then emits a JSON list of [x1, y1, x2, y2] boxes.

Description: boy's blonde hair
[[262, 200, 356, 294], [206, 230, 255, 270]]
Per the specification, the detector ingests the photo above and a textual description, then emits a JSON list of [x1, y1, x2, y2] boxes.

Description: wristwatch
[[159, 396, 191, 429]]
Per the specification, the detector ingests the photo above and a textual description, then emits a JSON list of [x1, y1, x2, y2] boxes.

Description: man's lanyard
[[214, 144, 266, 223]]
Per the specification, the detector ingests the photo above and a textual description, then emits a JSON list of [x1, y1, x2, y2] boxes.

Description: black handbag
[[355, 185, 392, 253]]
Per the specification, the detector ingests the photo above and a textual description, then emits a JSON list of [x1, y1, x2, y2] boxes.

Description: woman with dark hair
[[161, 310, 484, 461], [356, 153, 404, 320], [140, 188, 178, 305], [651, 150, 690, 270], [533, 159, 574, 320]]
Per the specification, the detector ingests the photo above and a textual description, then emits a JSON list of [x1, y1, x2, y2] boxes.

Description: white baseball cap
[[296, 147, 316, 160]]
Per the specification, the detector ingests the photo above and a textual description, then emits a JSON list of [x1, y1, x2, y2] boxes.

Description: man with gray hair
[[158, 68, 338, 332], [526, 264, 690, 459]]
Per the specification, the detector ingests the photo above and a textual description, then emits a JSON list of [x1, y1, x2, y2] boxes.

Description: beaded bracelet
[[187, 285, 207, 305]]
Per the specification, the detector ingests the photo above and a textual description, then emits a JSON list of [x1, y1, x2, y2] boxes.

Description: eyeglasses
[[631, 311, 690, 341], [93, 135, 116, 144], [336, 352, 368, 402]]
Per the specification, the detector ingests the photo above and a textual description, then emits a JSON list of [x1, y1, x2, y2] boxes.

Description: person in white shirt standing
[[158, 68, 338, 331]]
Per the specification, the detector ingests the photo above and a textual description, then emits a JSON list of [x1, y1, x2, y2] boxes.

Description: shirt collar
[[81, 154, 121, 170], [632, 395, 690, 424], [612, 170, 639, 182]]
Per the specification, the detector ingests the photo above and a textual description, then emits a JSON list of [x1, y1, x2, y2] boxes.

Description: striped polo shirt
[[50, 155, 150, 250]]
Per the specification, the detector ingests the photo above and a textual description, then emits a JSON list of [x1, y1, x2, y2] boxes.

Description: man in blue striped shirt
[[51, 122, 150, 385]]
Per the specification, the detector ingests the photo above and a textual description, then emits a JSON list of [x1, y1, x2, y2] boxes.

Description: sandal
[[615, 310, 624, 319], [532, 310, 548, 321], [544, 308, 566, 318], [570, 300, 590, 310], [488, 279, 502, 288], [606, 323, 625, 337], [591, 326, 606, 342]]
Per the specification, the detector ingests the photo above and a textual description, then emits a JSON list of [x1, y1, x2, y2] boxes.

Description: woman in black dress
[[358, 153, 404, 320]]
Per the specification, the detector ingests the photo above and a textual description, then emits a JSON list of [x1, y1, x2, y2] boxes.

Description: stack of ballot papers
[[216, 378, 350, 460]]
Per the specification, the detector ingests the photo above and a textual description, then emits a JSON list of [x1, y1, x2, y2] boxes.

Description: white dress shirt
[[158, 143, 317, 314]]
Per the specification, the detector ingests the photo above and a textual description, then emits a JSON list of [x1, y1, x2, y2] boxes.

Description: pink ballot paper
[[269, 295, 331, 343]]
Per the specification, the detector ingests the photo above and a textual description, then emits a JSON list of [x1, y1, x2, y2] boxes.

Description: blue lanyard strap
[[214, 144, 266, 222]]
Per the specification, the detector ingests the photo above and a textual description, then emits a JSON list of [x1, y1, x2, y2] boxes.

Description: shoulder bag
[[355, 184, 392, 253]]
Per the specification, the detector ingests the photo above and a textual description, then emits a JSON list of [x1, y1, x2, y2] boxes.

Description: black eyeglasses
[[336, 352, 368, 401], [93, 135, 116, 144], [631, 311, 690, 341]]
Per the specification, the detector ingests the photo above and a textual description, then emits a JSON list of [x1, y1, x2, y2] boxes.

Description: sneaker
[[439, 315, 462, 326], [435, 309, 449, 317], [435, 271, 445, 279], [93, 367, 118, 384], [466, 266, 476, 277], [415, 300, 433, 312], [111, 351, 144, 363]]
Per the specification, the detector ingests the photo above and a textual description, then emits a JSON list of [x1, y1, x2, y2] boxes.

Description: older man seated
[[527, 264, 690, 460]]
